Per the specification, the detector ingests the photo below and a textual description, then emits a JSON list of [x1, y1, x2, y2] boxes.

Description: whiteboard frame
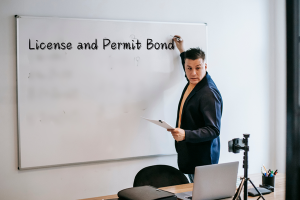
[[15, 15, 208, 170]]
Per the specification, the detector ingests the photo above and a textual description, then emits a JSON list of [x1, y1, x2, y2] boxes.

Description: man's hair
[[185, 47, 206, 61]]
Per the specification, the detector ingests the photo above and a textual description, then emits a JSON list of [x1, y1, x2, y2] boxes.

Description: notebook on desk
[[107, 185, 177, 200], [176, 162, 239, 200]]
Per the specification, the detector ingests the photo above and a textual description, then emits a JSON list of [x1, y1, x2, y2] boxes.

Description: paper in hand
[[142, 117, 175, 130]]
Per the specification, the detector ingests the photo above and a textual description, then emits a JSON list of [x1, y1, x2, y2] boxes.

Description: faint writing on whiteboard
[[130, 34, 137, 40], [27, 69, 72, 80], [134, 56, 140, 66], [28, 87, 78, 100]]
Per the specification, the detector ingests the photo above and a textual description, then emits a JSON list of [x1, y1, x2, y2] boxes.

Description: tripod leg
[[248, 178, 265, 200], [233, 178, 245, 200]]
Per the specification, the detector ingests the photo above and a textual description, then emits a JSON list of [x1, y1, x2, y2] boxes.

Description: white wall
[[272, 0, 286, 173], [266, 0, 286, 174], [0, 0, 286, 199]]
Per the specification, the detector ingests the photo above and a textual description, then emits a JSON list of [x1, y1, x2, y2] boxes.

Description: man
[[167, 35, 223, 183]]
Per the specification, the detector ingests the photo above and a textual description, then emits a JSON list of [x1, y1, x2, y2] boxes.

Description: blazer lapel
[[176, 83, 189, 127]]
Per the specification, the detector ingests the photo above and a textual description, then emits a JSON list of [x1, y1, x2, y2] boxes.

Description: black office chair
[[133, 165, 189, 188]]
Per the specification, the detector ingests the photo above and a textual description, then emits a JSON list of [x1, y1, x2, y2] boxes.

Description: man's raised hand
[[173, 35, 185, 53]]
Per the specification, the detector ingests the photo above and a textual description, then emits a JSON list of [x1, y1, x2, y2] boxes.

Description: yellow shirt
[[178, 83, 196, 128]]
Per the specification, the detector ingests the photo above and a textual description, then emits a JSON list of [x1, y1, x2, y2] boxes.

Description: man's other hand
[[167, 128, 185, 142], [173, 35, 185, 53]]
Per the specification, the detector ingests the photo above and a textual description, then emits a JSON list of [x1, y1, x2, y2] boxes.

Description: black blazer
[[175, 52, 223, 174]]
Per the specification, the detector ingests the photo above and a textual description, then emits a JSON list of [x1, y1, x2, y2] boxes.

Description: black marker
[[170, 35, 183, 41]]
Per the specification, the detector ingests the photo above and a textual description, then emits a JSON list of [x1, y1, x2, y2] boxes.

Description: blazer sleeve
[[184, 89, 222, 143], [180, 52, 189, 81]]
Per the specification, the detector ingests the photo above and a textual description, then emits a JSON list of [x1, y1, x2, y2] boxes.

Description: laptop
[[176, 161, 239, 200]]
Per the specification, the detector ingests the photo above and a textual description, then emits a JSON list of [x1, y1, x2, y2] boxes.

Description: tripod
[[232, 134, 265, 200]]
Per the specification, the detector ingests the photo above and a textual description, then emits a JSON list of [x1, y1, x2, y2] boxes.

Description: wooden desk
[[81, 173, 285, 200]]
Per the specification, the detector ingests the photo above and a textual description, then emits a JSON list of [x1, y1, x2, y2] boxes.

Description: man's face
[[185, 58, 207, 85]]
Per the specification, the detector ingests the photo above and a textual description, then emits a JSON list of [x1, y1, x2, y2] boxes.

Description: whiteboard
[[16, 16, 207, 169]]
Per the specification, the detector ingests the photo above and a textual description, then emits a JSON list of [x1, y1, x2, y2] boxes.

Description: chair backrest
[[133, 165, 189, 188]]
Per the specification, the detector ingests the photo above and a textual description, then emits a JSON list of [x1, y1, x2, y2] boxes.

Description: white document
[[142, 117, 175, 129]]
